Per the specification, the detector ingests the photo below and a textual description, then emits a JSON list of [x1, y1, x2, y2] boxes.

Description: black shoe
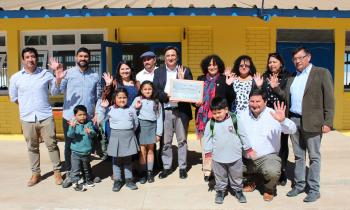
[[278, 171, 287, 186], [179, 169, 188, 179], [112, 180, 123, 192], [93, 176, 101, 183], [62, 178, 73, 188], [204, 175, 210, 182], [235, 190, 247, 203], [72, 183, 86, 192], [303, 192, 320, 202], [147, 170, 154, 183], [158, 169, 171, 179], [139, 175, 147, 184], [215, 191, 225, 204], [125, 178, 138, 190], [286, 187, 304, 197], [85, 180, 95, 187]]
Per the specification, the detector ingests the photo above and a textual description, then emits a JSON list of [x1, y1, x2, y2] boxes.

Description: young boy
[[203, 97, 255, 204], [62, 105, 96, 191]]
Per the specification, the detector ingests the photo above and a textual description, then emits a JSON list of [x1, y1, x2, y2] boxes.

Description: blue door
[[100, 41, 122, 76], [276, 43, 335, 79]]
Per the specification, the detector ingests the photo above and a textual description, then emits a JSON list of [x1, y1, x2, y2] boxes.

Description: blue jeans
[[290, 117, 322, 193], [112, 156, 133, 180]]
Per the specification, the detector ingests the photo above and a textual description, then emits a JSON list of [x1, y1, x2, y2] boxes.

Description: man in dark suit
[[286, 46, 334, 202], [153, 46, 193, 179]]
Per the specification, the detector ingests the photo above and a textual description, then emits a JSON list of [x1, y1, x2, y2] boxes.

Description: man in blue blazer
[[153, 46, 193, 179]]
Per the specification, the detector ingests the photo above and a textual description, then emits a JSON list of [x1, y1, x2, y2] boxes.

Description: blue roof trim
[[0, 8, 349, 19]]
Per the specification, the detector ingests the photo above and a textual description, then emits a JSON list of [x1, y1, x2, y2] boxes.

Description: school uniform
[[131, 96, 163, 145], [203, 115, 251, 192]]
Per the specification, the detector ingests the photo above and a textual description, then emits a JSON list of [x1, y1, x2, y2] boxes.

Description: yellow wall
[[1, 15, 350, 133]]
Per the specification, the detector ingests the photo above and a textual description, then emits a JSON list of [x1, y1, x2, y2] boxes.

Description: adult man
[[286, 47, 334, 202], [136, 51, 157, 84], [239, 89, 296, 201], [9, 47, 63, 187], [51, 47, 102, 177], [153, 46, 193, 179]]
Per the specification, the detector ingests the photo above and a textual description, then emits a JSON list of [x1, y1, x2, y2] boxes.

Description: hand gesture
[[54, 63, 67, 81], [253, 73, 264, 88], [177, 65, 186, 79], [270, 101, 286, 122], [100, 99, 110, 108], [268, 74, 279, 89], [134, 99, 142, 109], [102, 72, 113, 86], [225, 68, 237, 85], [67, 120, 76, 127], [156, 136, 161, 142], [322, 125, 331, 133], [85, 127, 91, 134], [48, 57, 60, 70]]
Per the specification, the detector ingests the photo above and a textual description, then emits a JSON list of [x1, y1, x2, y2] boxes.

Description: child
[[99, 87, 139, 192], [203, 97, 255, 204], [63, 105, 96, 192], [131, 81, 163, 184]]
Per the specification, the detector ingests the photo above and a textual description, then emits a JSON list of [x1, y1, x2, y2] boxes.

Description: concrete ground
[[0, 131, 350, 210]]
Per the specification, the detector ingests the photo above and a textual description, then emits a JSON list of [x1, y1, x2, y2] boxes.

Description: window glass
[[0, 36, 5, 46], [53, 34, 75, 45], [25, 35, 47, 45], [81, 34, 104, 44]]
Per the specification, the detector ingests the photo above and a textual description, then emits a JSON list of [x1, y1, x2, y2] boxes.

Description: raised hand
[[177, 65, 186, 79], [54, 63, 66, 81], [102, 72, 113, 86], [268, 74, 280, 89], [85, 127, 91, 134], [48, 57, 60, 70], [253, 73, 264, 88], [134, 99, 142, 109], [270, 101, 286, 122], [225, 68, 237, 85], [100, 99, 110, 108], [67, 120, 76, 127]]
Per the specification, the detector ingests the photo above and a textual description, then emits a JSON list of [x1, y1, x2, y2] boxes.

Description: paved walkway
[[0, 131, 349, 210]]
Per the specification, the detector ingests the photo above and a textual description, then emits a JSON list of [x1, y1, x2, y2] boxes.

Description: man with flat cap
[[136, 51, 157, 85]]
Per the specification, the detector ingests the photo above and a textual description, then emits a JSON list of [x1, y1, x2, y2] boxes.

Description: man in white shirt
[[239, 89, 296, 201], [136, 51, 157, 85]]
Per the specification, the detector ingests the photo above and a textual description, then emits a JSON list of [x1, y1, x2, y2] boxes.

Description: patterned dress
[[231, 79, 253, 114]]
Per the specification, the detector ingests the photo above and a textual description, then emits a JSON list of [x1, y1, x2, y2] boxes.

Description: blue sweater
[[67, 121, 96, 155]]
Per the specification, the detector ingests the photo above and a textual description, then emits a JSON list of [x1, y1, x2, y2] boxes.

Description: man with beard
[[136, 51, 157, 85], [51, 47, 102, 181]]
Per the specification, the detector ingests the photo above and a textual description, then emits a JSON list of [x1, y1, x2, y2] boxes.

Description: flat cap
[[140, 51, 156, 58]]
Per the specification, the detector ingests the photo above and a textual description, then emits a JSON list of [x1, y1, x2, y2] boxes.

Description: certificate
[[169, 79, 204, 103]]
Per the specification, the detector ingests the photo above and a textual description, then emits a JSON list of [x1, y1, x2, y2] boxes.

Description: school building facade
[[0, 1, 350, 134]]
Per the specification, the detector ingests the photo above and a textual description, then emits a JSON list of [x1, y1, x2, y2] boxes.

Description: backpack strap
[[209, 118, 215, 138]]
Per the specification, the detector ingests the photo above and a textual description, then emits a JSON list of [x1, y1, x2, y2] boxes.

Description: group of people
[[9, 45, 334, 204]]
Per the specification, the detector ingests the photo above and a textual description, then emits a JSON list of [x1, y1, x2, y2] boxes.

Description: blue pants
[[112, 156, 133, 180]]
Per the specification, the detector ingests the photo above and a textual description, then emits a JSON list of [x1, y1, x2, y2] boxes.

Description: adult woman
[[260, 52, 291, 186], [102, 61, 138, 107], [195, 54, 235, 182], [226, 55, 262, 114]]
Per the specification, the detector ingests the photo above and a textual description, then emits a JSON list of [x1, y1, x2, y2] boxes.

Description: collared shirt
[[164, 65, 178, 108], [290, 64, 313, 115], [9, 67, 56, 122], [52, 66, 102, 120], [238, 107, 296, 158], [136, 67, 157, 84]]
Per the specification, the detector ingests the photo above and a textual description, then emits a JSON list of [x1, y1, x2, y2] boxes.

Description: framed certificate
[[169, 79, 204, 103]]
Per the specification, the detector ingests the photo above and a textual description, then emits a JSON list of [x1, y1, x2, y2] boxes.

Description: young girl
[[99, 88, 139, 192], [131, 81, 163, 184]]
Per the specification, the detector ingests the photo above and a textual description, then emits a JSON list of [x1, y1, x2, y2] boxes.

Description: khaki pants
[[21, 117, 61, 174]]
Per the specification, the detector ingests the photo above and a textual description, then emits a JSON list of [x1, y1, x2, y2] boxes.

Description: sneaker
[[303, 192, 320, 202], [72, 183, 86, 192], [278, 171, 287, 186], [139, 174, 147, 184], [204, 175, 210, 182], [215, 191, 225, 204], [85, 180, 95, 187], [125, 178, 138, 190], [147, 170, 155, 183], [235, 191, 247, 203], [62, 178, 73, 188], [112, 180, 123, 192]]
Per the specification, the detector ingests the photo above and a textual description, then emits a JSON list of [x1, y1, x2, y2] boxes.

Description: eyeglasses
[[239, 64, 251, 68], [292, 55, 308, 62]]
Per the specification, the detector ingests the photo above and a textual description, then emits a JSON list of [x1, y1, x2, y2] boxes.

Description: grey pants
[[21, 117, 61, 174], [290, 117, 322, 193], [113, 156, 133, 180], [243, 153, 281, 193], [212, 159, 243, 192], [162, 109, 189, 170], [70, 152, 92, 183]]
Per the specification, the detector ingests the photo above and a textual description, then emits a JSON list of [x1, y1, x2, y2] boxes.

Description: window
[[0, 34, 7, 90], [345, 51, 350, 89], [25, 35, 47, 45], [52, 35, 75, 45], [81, 34, 104, 44]]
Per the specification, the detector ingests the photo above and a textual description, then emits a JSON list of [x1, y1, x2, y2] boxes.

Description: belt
[[290, 112, 302, 118], [164, 107, 178, 111]]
